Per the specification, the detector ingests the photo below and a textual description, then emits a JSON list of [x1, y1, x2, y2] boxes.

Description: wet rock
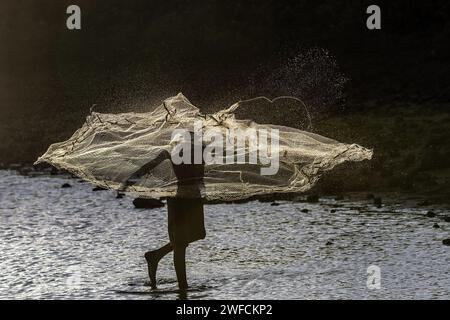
[[306, 194, 319, 203], [325, 241, 333, 246], [258, 193, 300, 202], [270, 202, 280, 206], [116, 192, 125, 199], [133, 197, 165, 209], [330, 209, 336, 213], [61, 183, 72, 188], [426, 210, 436, 218], [442, 239, 450, 246], [92, 186, 107, 191], [232, 198, 253, 204], [373, 197, 382, 208], [300, 208, 309, 213], [433, 223, 440, 229], [442, 216, 450, 222]]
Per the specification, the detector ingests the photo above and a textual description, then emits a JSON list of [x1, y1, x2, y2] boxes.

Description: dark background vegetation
[[1, 0, 449, 196]]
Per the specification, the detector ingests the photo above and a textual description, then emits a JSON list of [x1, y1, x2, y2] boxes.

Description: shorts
[[167, 197, 206, 247]]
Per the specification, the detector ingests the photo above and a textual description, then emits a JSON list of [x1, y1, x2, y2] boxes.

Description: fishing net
[[35, 93, 372, 201]]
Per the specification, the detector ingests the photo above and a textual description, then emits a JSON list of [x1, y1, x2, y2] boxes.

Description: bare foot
[[144, 251, 159, 289]]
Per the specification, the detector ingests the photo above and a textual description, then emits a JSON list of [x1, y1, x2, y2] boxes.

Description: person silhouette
[[119, 131, 205, 291]]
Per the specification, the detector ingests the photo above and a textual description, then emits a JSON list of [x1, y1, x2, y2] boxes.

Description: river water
[[0, 170, 448, 299]]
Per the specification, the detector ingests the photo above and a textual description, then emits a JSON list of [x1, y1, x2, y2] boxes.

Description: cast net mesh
[[35, 93, 372, 201]]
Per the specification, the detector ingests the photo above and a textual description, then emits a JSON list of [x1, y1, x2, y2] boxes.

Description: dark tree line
[[1, 0, 449, 163]]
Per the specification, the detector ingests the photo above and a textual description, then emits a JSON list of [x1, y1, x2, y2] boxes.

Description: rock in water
[[300, 208, 309, 213], [442, 239, 450, 246], [433, 223, 440, 229], [330, 209, 336, 213], [133, 198, 165, 209], [426, 211, 436, 218], [92, 186, 107, 191], [61, 183, 72, 188], [325, 241, 333, 246], [442, 216, 450, 222], [232, 198, 252, 204], [270, 202, 280, 206], [116, 192, 125, 199]]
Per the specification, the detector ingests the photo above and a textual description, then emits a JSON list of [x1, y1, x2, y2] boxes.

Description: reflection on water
[[0, 170, 449, 299]]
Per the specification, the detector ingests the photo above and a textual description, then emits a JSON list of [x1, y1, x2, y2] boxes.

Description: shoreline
[[2, 166, 450, 207]]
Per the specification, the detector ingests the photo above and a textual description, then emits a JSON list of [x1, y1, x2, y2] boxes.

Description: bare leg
[[173, 244, 188, 290], [145, 243, 173, 288]]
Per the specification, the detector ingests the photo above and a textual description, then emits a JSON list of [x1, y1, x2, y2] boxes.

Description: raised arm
[[119, 149, 171, 191]]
